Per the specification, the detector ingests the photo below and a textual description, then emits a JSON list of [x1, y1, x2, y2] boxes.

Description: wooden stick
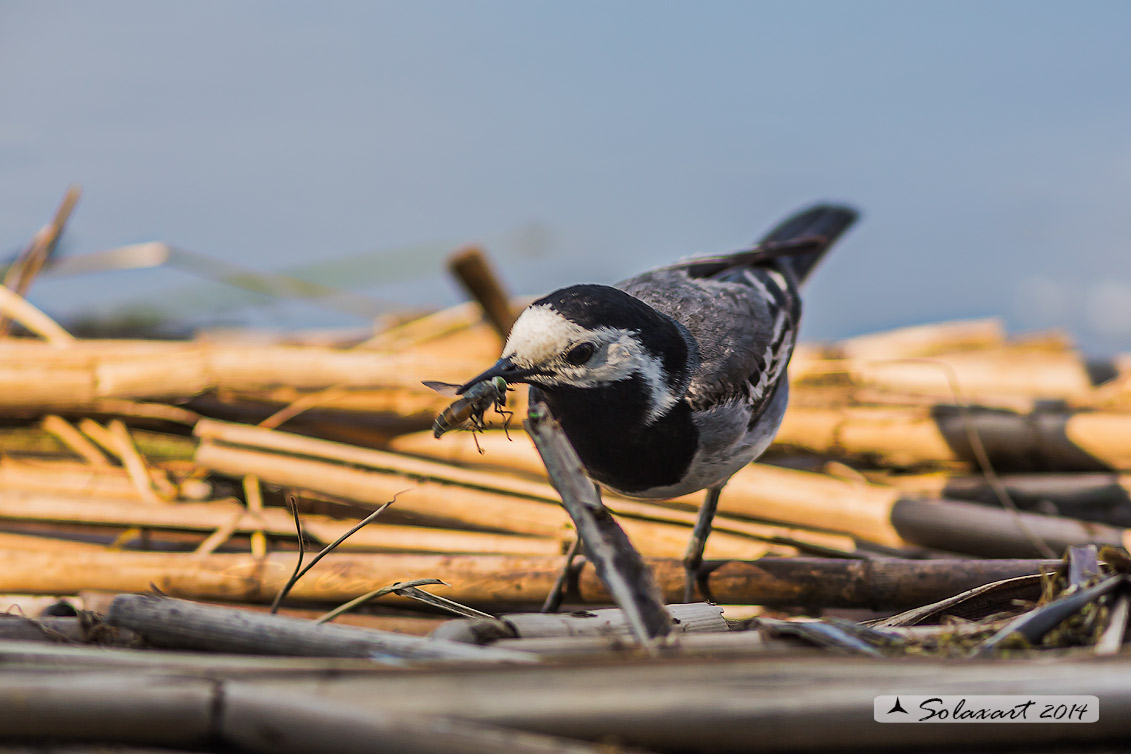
[[526, 402, 671, 644], [41, 415, 111, 466], [0, 491, 562, 556], [0, 284, 74, 344], [433, 603, 725, 644], [193, 440, 790, 560], [242, 474, 268, 558], [0, 551, 1053, 609], [447, 246, 518, 339], [0, 186, 81, 339], [105, 594, 535, 663], [108, 419, 174, 502]]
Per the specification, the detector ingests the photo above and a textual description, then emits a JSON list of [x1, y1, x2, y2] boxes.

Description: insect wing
[[422, 380, 461, 397]]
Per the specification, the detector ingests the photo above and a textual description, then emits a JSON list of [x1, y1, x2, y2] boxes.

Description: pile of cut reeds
[[7, 218, 1131, 749]]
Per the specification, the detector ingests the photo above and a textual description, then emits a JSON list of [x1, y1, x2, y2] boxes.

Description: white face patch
[[503, 304, 678, 423]]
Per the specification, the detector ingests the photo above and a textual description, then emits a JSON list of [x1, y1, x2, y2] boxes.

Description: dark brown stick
[[447, 246, 517, 338], [526, 403, 671, 644], [0, 186, 81, 337]]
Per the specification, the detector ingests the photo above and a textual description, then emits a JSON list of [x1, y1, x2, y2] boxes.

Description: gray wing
[[617, 264, 800, 423]]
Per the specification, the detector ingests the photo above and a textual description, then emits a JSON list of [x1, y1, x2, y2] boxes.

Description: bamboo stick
[[0, 491, 562, 556], [791, 339, 1094, 400], [0, 458, 169, 500], [0, 338, 491, 412], [834, 318, 1008, 359], [1, 186, 81, 304], [198, 419, 850, 551], [0, 284, 73, 344], [193, 439, 788, 560], [41, 415, 111, 465], [881, 471, 1131, 528], [776, 403, 1131, 472], [0, 551, 1051, 609]]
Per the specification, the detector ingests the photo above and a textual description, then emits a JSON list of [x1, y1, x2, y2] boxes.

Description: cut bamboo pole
[[834, 318, 1008, 360], [791, 339, 1094, 401], [390, 428, 1131, 558], [0, 491, 562, 556], [0, 551, 1051, 609], [776, 403, 1131, 472], [197, 420, 849, 553], [0, 458, 170, 500], [105, 594, 535, 663], [0, 284, 74, 344], [41, 415, 111, 465], [0, 338, 493, 412]]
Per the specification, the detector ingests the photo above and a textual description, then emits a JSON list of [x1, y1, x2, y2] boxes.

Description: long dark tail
[[757, 203, 859, 284], [662, 202, 858, 282]]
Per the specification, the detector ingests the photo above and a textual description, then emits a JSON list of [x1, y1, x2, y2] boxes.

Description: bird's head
[[458, 284, 697, 424]]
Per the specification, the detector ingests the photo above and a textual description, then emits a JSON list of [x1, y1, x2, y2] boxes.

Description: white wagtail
[[458, 203, 859, 601]]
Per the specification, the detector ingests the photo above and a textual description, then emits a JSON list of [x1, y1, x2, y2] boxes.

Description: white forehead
[[504, 305, 593, 364]]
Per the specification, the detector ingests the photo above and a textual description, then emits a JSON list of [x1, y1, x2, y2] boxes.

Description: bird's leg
[[683, 484, 723, 603], [541, 533, 583, 613]]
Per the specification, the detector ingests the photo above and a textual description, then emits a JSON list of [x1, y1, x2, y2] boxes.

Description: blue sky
[[3, 1, 1131, 349]]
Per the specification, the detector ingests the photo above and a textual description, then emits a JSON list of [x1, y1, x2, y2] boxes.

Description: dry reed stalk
[[0, 338, 492, 412], [242, 475, 268, 558], [447, 246, 518, 338], [40, 415, 111, 465], [0, 550, 1049, 608], [0, 284, 74, 344], [0, 531, 107, 552], [0, 457, 155, 500], [0, 491, 563, 556], [778, 403, 1131, 472], [197, 440, 783, 559], [191, 509, 243, 557], [834, 318, 1008, 359], [790, 345, 1094, 401], [0, 187, 80, 297], [359, 301, 483, 350]]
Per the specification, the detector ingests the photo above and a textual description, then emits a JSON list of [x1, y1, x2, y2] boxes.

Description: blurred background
[[3, 1, 1130, 350]]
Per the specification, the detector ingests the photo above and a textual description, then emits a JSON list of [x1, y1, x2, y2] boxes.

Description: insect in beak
[[457, 357, 540, 394]]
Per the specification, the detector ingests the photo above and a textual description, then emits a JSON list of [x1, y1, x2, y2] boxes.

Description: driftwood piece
[[525, 402, 671, 643], [433, 602, 725, 644], [447, 246, 517, 339], [0, 550, 1051, 610], [105, 594, 534, 663]]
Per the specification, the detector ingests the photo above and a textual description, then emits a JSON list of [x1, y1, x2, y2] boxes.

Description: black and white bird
[[458, 203, 859, 601]]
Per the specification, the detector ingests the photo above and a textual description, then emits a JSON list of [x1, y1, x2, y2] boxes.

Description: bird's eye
[[565, 342, 596, 366]]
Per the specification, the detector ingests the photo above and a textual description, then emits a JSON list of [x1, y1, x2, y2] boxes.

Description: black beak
[[457, 357, 540, 394]]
